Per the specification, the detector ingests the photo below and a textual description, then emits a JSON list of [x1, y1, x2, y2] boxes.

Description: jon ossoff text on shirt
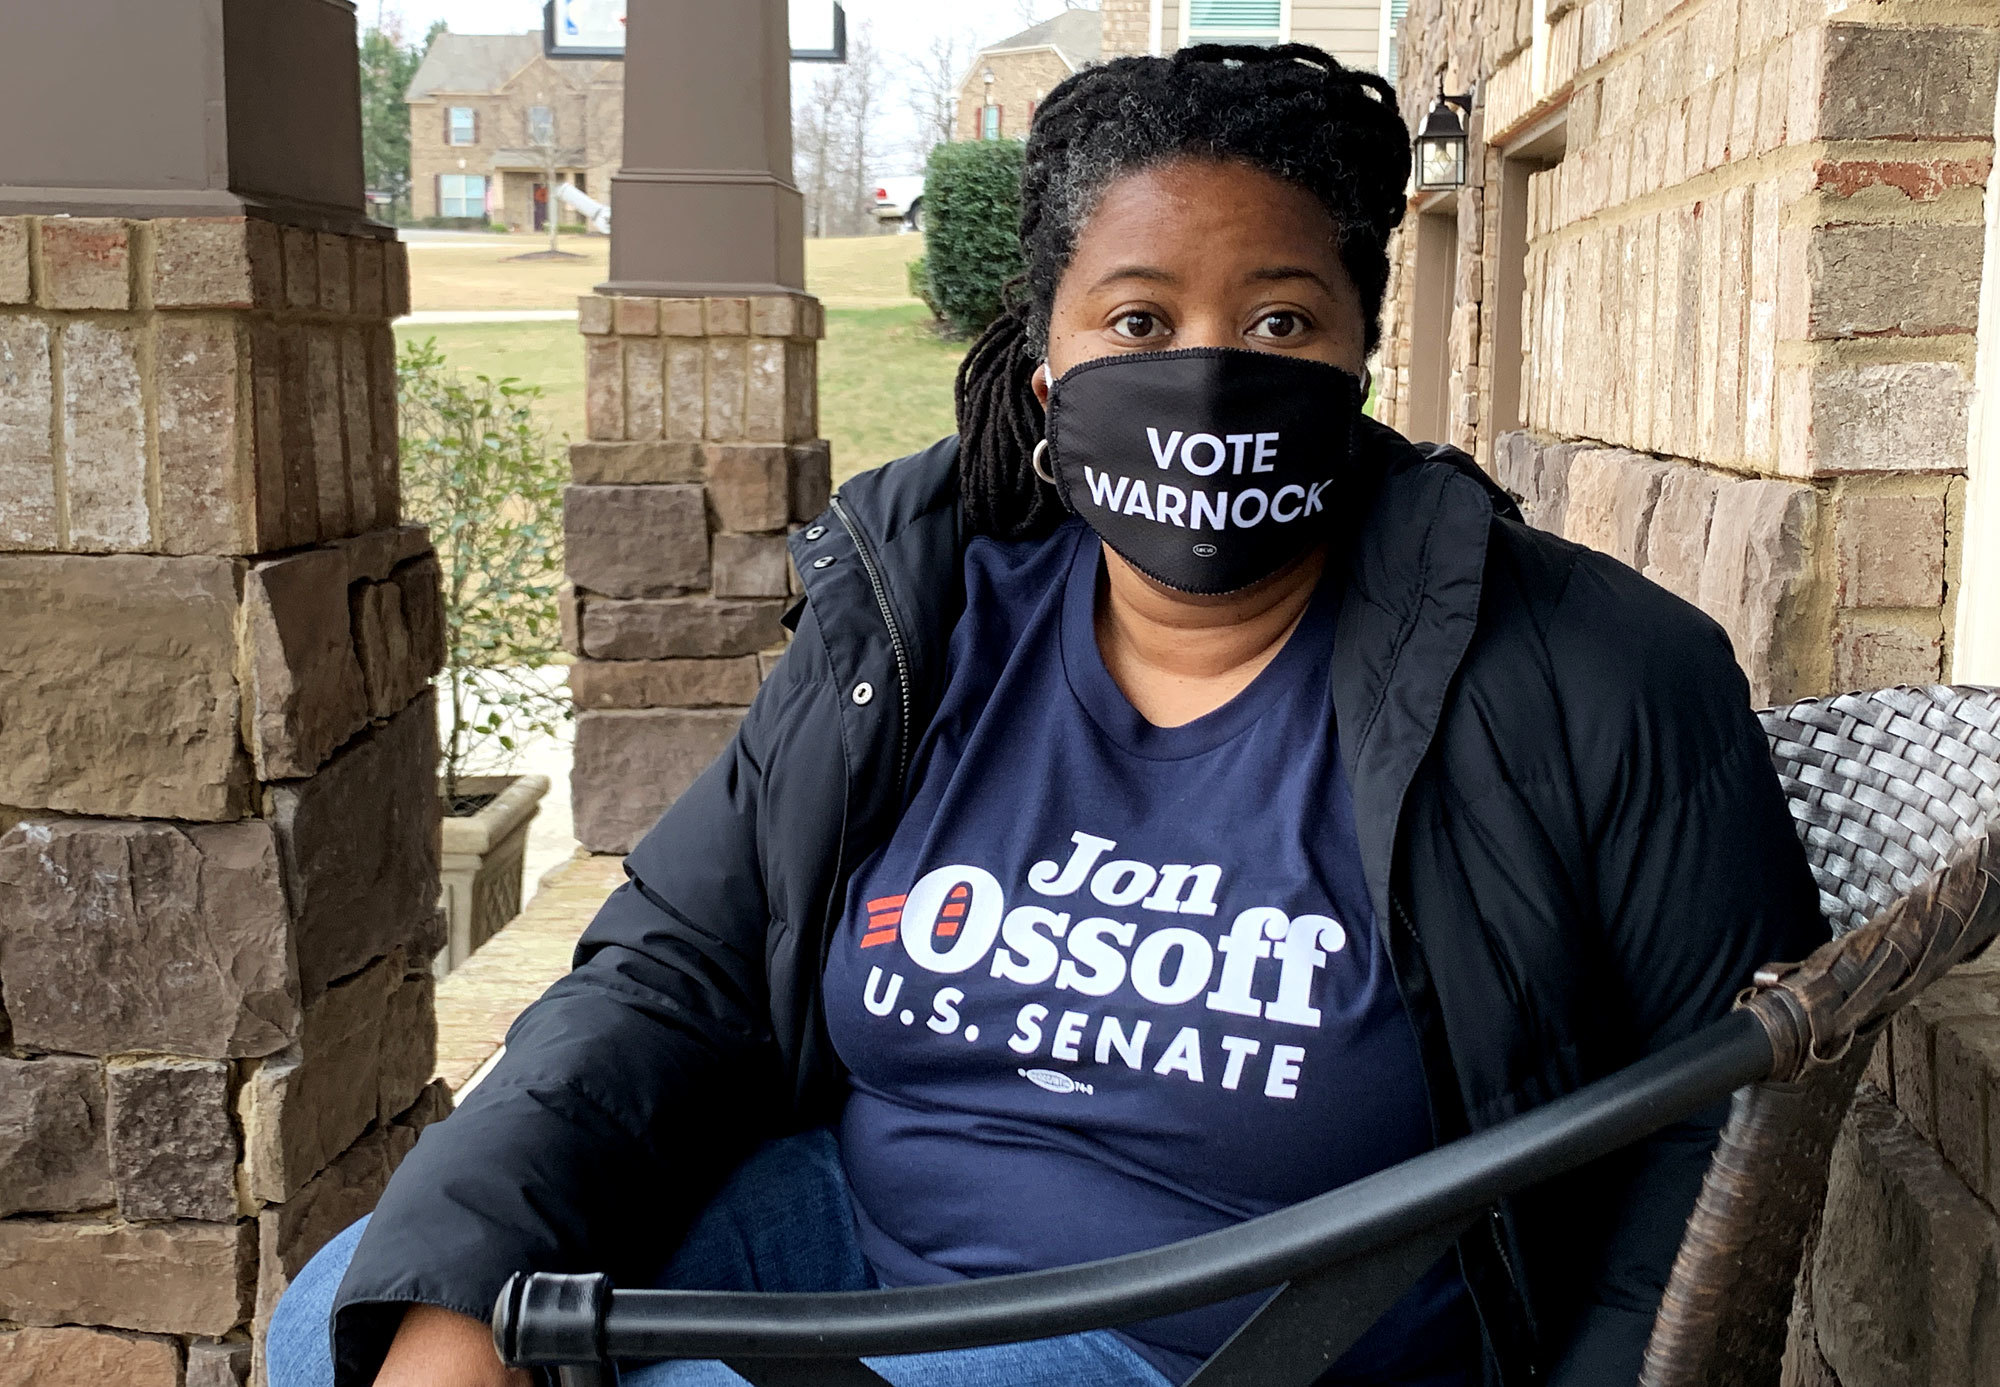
[[852, 829, 1352, 1101]]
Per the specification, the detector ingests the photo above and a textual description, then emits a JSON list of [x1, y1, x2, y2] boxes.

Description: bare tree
[[525, 101, 563, 255], [842, 23, 881, 234], [794, 62, 850, 238], [793, 21, 883, 238], [903, 31, 970, 167], [1012, 0, 1097, 28]]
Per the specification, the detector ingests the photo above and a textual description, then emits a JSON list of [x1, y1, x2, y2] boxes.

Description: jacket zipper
[[1391, 891, 1536, 1383], [1486, 1206, 1531, 1324], [830, 494, 914, 789]]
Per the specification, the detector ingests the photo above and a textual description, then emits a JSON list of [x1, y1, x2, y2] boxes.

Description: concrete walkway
[[400, 308, 581, 325], [400, 230, 590, 249], [433, 854, 624, 1095]]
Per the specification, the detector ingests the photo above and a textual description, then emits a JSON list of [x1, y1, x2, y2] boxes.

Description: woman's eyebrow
[[1089, 265, 1178, 292], [1246, 266, 1333, 293]]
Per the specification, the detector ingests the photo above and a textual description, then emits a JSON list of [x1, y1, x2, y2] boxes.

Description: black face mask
[[1040, 347, 1366, 595]]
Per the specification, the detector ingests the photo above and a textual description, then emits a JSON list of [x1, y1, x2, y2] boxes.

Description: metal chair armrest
[[495, 1009, 1775, 1378]]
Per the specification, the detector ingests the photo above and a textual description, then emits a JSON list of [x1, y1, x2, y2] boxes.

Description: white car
[[871, 176, 926, 232]]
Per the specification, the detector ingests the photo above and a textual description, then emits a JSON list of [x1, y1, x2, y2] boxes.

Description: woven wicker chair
[[497, 686, 2000, 1387], [1642, 684, 2000, 1386]]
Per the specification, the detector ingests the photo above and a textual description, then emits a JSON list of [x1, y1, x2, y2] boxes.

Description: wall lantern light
[[1415, 85, 1474, 191], [983, 68, 995, 87]]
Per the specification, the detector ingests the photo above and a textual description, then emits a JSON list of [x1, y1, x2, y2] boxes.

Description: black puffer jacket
[[333, 421, 1824, 1387]]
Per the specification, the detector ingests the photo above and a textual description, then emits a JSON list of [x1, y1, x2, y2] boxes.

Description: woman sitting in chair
[[271, 43, 1823, 1387]]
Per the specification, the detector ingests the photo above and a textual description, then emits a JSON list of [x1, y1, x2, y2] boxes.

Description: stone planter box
[[437, 773, 550, 976]]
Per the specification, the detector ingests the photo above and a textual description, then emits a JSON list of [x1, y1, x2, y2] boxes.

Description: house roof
[[405, 32, 575, 101], [977, 9, 1102, 68]]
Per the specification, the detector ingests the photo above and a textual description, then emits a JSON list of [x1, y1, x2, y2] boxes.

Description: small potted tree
[[399, 338, 568, 974]]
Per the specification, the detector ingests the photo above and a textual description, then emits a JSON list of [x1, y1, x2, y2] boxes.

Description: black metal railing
[[494, 1009, 1776, 1387]]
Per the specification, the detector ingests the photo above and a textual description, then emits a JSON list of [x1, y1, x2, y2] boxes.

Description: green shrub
[[921, 139, 1026, 335], [397, 338, 569, 802], [907, 253, 939, 318]]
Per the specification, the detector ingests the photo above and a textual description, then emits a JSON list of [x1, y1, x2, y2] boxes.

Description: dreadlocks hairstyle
[[955, 44, 1412, 541]]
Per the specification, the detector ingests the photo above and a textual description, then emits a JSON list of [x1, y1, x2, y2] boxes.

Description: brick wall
[[1381, 3, 2000, 1382], [0, 216, 446, 1385], [1101, 0, 1153, 56], [563, 292, 830, 854], [957, 49, 1076, 142], [1381, 1, 1994, 702]]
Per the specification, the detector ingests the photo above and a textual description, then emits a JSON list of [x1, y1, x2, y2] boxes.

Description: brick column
[[0, 6, 446, 1385], [564, 293, 830, 854], [563, 0, 829, 854]]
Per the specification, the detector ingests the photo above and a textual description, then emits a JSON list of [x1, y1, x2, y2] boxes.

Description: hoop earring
[[1031, 438, 1056, 486]]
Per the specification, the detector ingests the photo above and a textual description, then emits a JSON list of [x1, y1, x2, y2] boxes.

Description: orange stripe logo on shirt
[[858, 882, 973, 949], [860, 893, 905, 948]]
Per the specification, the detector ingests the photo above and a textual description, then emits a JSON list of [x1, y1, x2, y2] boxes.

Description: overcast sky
[[369, 0, 1081, 172]]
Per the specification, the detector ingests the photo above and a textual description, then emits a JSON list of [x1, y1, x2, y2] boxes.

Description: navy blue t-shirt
[[823, 521, 1476, 1384]]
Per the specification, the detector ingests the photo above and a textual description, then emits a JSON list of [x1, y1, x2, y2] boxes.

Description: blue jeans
[[267, 1129, 1173, 1387]]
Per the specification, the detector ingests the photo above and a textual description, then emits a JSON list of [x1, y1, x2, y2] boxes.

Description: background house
[[960, 1, 1399, 147], [1097, 0, 1396, 77], [405, 32, 622, 230], [957, 11, 1103, 142]]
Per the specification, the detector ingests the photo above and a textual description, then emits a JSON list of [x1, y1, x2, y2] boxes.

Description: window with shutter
[[448, 106, 476, 146], [1186, 0, 1283, 42], [1384, 0, 1410, 86]]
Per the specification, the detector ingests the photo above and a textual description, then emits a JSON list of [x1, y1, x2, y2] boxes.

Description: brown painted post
[[0, 2, 448, 1381], [565, 0, 831, 853], [603, 0, 806, 297]]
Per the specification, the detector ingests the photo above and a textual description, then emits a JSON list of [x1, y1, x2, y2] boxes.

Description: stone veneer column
[[564, 292, 830, 854], [0, 7, 448, 1386], [0, 212, 449, 1387], [563, 0, 829, 855]]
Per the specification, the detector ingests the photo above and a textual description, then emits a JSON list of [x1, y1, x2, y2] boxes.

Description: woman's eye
[[1252, 311, 1308, 340], [1111, 311, 1163, 341]]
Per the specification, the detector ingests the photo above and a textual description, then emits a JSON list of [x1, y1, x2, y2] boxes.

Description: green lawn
[[401, 234, 966, 485], [818, 305, 966, 477], [396, 321, 589, 447], [806, 234, 930, 308]]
